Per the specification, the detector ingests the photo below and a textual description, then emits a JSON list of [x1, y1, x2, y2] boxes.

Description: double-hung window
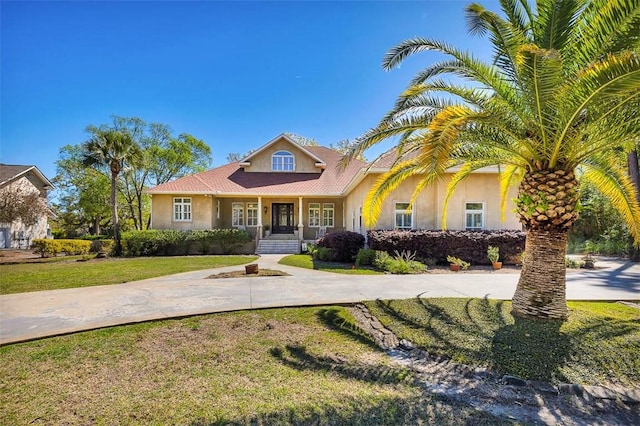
[[308, 203, 320, 227], [232, 202, 244, 227], [173, 197, 192, 222], [394, 202, 412, 230], [322, 203, 334, 227], [272, 151, 295, 171], [246, 203, 258, 226], [465, 202, 484, 230]]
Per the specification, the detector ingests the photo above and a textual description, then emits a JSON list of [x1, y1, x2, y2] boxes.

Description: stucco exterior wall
[[0, 176, 50, 248], [345, 172, 520, 232], [150, 194, 214, 230], [242, 138, 321, 173]]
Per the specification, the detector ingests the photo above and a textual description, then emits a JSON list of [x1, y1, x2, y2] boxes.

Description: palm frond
[[362, 160, 425, 227], [581, 155, 640, 245]]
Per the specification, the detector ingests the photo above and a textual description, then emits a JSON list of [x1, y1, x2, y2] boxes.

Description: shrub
[[373, 250, 426, 274], [32, 239, 61, 257], [315, 247, 336, 262], [32, 239, 91, 257], [89, 239, 114, 254], [367, 229, 525, 265], [122, 229, 252, 256], [317, 231, 365, 263], [59, 239, 91, 255], [355, 248, 377, 267], [122, 230, 162, 256], [188, 230, 216, 254], [211, 228, 252, 255]]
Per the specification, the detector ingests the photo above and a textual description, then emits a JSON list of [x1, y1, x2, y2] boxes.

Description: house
[[0, 164, 54, 248], [147, 134, 521, 252]]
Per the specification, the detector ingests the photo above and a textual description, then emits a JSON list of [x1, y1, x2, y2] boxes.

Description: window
[[395, 202, 412, 230], [247, 203, 258, 226], [173, 197, 192, 222], [465, 202, 484, 230], [308, 203, 320, 227], [272, 151, 295, 171], [232, 202, 244, 226], [322, 203, 334, 227]]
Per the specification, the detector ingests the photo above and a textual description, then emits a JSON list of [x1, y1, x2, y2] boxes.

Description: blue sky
[[1, 0, 496, 184]]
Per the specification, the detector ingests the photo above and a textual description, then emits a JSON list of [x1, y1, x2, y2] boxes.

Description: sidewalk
[[1, 255, 638, 345]]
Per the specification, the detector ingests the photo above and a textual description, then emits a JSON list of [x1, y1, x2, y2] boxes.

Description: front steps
[[256, 235, 301, 254]]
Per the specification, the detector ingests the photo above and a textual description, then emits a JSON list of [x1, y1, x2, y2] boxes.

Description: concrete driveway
[[1, 255, 638, 345]]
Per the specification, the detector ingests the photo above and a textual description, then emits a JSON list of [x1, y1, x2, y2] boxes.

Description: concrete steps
[[256, 238, 300, 255]]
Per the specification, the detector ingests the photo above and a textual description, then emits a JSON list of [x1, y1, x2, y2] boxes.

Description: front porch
[[215, 196, 344, 241]]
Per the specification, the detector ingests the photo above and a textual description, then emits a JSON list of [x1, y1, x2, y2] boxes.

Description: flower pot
[[245, 264, 259, 274], [450, 264, 460, 272], [492, 261, 502, 270]]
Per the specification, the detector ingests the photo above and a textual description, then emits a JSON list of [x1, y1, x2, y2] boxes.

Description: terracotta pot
[[450, 264, 460, 272], [245, 264, 259, 274], [492, 262, 503, 270]]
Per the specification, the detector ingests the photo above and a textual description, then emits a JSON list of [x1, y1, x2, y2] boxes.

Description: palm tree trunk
[[512, 229, 569, 320], [111, 172, 121, 256]]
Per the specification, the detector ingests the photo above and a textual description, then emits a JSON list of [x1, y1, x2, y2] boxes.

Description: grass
[[0, 255, 258, 294], [279, 254, 383, 274], [0, 307, 509, 425], [365, 298, 640, 388]]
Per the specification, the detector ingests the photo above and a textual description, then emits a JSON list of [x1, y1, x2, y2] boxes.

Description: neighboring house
[[147, 134, 521, 245], [0, 164, 54, 248]]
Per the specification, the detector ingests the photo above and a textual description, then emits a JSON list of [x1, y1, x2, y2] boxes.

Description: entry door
[[272, 203, 294, 234]]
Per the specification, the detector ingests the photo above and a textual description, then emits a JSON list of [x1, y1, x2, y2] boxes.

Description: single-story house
[[147, 134, 520, 253], [0, 164, 54, 248]]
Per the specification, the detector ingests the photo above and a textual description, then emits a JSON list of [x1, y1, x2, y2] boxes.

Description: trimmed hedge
[[32, 239, 92, 258], [367, 230, 526, 265], [121, 229, 252, 257], [317, 231, 365, 263]]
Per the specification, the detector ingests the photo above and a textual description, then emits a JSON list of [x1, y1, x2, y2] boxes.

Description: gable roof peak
[[239, 133, 327, 168]]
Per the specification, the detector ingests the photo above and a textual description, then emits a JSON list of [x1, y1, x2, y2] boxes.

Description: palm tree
[[82, 129, 142, 255], [343, 0, 640, 319]]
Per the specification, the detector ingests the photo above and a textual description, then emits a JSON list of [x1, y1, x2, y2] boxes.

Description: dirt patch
[[207, 269, 290, 279]]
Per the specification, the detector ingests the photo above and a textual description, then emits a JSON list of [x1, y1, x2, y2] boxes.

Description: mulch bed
[[207, 269, 290, 279]]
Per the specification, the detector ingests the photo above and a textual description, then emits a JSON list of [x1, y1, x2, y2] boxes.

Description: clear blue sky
[[1, 0, 496, 184]]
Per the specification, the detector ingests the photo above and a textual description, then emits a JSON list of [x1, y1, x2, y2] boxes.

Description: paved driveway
[[1, 255, 638, 345]]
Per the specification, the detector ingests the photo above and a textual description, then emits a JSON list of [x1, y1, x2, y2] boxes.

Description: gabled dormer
[[239, 134, 327, 173]]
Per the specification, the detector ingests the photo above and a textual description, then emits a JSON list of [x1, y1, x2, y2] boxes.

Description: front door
[[272, 203, 294, 234]]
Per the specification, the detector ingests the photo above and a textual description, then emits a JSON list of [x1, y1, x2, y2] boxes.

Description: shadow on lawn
[[374, 298, 574, 382], [189, 393, 507, 426], [373, 298, 640, 384]]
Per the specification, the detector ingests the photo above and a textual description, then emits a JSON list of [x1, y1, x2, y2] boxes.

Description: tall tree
[[54, 145, 112, 235], [88, 116, 212, 230], [343, 0, 640, 319], [82, 129, 142, 255]]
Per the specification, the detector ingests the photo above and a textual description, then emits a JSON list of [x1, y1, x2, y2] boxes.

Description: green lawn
[[0, 307, 507, 425], [365, 298, 640, 388], [0, 255, 258, 294], [279, 254, 383, 274]]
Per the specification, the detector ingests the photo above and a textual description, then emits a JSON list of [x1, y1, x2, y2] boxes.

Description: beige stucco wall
[[242, 138, 321, 173], [345, 172, 520, 232], [151, 194, 214, 231]]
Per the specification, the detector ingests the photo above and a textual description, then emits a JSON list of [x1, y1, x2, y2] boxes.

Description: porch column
[[257, 197, 263, 239], [298, 196, 304, 241]]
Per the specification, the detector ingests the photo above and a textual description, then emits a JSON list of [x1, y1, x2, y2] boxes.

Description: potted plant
[[487, 246, 502, 270], [447, 255, 470, 271], [263, 225, 270, 237]]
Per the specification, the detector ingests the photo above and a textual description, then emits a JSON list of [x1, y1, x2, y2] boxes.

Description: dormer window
[[272, 151, 295, 171]]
